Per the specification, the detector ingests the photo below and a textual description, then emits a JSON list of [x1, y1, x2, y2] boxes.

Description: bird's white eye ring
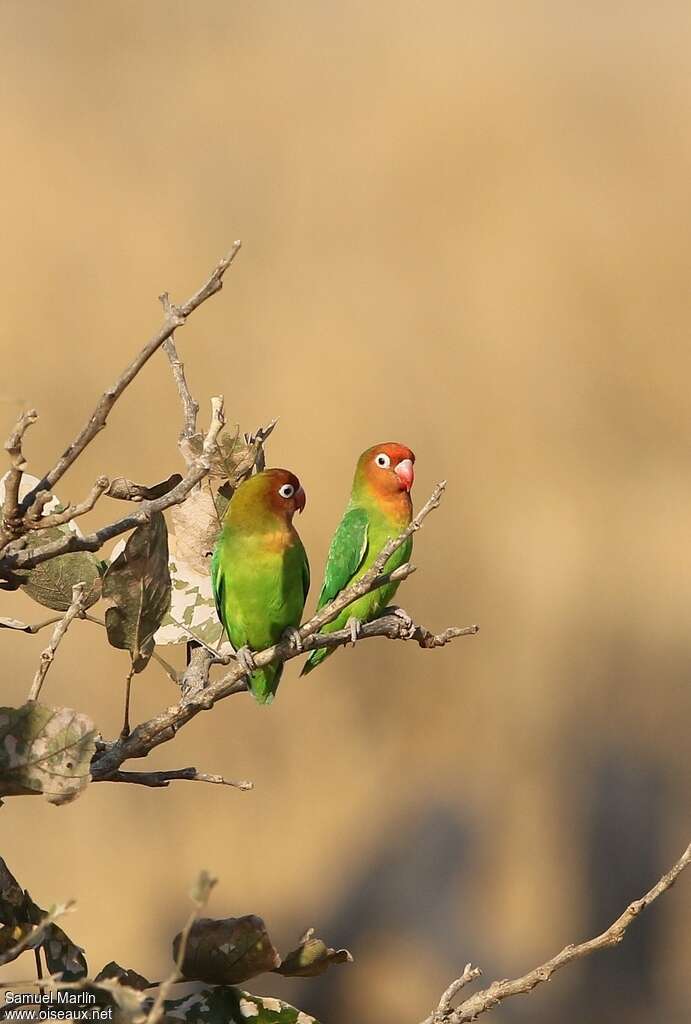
[[375, 453, 391, 468], [278, 483, 295, 498]]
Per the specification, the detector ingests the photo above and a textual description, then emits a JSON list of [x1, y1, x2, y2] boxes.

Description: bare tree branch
[[27, 583, 87, 702], [1, 408, 38, 544], [90, 483, 478, 780], [20, 242, 241, 513], [421, 840, 691, 1024], [25, 476, 110, 530], [99, 767, 253, 790], [0, 398, 226, 576], [426, 965, 483, 1023]]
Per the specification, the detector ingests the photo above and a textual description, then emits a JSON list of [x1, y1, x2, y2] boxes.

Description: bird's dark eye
[[278, 483, 295, 498], [375, 453, 391, 468]]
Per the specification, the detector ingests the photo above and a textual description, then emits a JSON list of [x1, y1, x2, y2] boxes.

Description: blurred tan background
[[1, 1, 690, 1020]]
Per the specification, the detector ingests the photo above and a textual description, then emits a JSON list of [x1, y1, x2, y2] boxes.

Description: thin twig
[[1, 408, 38, 544], [151, 649, 181, 684], [34, 946, 45, 1000], [25, 476, 110, 529], [20, 243, 241, 512], [428, 965, 483, 1022], [162, 331, 199, 445], [121, 664, 136, 739], [146, 873, 216, 1024], [99, 768, 253, 790], [420, 840, 691, 1024], [27, 583, 86, 702]]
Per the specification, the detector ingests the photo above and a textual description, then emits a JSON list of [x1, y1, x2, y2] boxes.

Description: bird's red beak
[[294, 486, 306, 513], [394, 459, 414, 491]]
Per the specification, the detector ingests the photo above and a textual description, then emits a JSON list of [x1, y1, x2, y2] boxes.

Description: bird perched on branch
[[302, 442, 415, 675], [212, 468, 309, 704]]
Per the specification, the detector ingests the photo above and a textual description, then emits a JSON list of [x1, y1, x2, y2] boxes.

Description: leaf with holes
[[155, 488, 224, 648], [103, 513, 171, 671], [0, 703, 96, 805], [163, 987, 320, 1024]]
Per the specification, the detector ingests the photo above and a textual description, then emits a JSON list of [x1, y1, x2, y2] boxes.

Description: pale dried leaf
[[154, 545, 223, 648], [170, 487, 220, 576], [0, 703, 96, 805]]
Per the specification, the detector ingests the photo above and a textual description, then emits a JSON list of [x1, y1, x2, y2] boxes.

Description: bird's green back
[[302, 486, 411, 675]]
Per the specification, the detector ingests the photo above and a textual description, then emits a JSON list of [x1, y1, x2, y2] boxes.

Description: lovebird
[[211, 468, 310, 704], [302, 442, 415, 675]]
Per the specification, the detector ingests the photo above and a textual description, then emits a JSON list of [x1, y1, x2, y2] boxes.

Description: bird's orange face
[[358, 442, 416, 496], [264, 468, 306, 518]]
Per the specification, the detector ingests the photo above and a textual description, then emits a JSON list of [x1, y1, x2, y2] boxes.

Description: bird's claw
[[282, 627, 303, 654], [235, 646, 256, 676], [346, 616, 363, 645], [385, 607, 417, 639]]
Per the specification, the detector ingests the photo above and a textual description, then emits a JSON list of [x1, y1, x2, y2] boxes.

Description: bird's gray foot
[[346, 616, 363, 645], [383, 606, 417, 639], [282, 626, 303, 654], [235, 645, 256, 676]]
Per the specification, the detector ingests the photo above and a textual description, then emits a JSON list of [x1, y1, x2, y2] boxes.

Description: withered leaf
[[173, 916, 280, 985], [275, 928, 353, 977], [155, 488, 224, 648], [180, 429, 250, 482], [106, 474, 182, 502], [0, 617, 35, 632], [0, 702, 96, 805], [19, 527, 102, 612], [103, 512, 171, 671], [170, 486, 221, 577]]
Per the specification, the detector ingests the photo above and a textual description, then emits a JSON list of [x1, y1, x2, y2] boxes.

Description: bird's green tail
[[249, 663, 283, 704], [300, 645, 332, 676]]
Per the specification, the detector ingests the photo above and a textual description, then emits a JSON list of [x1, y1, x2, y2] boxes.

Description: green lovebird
[[302, 442, 415, 675], [211, 468, 310, 704]]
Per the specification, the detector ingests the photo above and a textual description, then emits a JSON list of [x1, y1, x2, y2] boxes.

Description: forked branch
[[420, 840, 691, 1023]]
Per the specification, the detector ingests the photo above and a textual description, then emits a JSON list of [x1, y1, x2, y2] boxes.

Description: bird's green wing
[[210, 545, 225, 628], [316, 507, 369, 609], [301, 542, 311, 604]]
